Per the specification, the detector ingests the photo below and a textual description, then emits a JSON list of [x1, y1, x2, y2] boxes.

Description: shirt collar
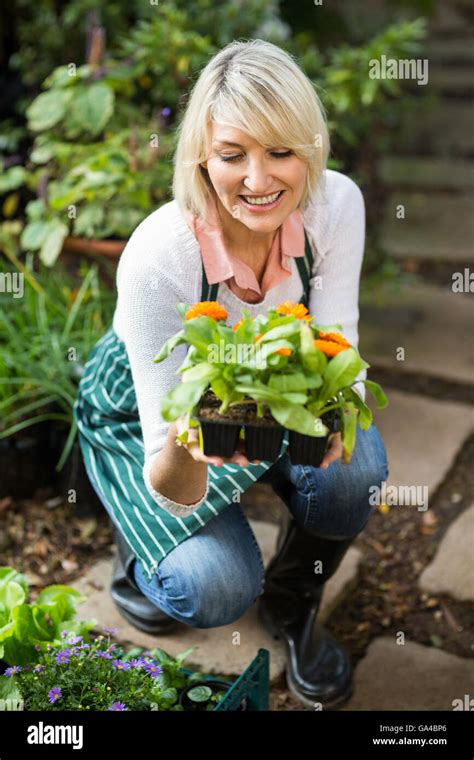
[[184, 192, 305, 287]]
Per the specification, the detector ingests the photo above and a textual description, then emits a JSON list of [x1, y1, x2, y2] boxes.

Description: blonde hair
[[172, 39, 330, 222]]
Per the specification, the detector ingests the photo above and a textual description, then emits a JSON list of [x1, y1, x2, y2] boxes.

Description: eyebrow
[[212, 141, 244, 148]]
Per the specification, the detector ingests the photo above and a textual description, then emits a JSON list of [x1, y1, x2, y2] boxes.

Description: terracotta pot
[[62, 236, 127, 259]]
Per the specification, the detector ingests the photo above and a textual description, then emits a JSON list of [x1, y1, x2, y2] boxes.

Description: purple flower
[[102, 627, 117, 636], [33, 665, 45, 674], [34, 644, 42, 652], [4, 666, 22, 676], [67, 635, 83, 645], [112, 660, 131, 671], [108, 702, 127, 711], [55, 650, 71, 664], [161, 107, 171, 118], [129, 658, 146, 669], [96, 651, 113, 659], [144, 662, 163, 678], [61, 630, 69, 638], [48, 687, 62, 704]]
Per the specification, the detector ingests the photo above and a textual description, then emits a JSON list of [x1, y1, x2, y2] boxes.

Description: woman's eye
[[219, 150, 293, 163]]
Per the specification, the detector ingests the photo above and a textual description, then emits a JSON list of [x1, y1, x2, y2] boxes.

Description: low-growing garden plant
[[154, 300, 388, 462]]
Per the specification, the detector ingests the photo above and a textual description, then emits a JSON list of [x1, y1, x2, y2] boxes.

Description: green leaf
[[345, 388, 373, 429], [0, 580, 26, 612], [341, 402, 358, 462], [0, 674, 22, 703], [257, 321, 300, 343], [154, 330, 186, 363], [363, 379, 389, 409], [300, 321, 327, 375], [270, 401, 329, 437], [268, 372, 310, 393], [26, 90, 73, 132], [66, 83, 115, 137], [73, 203, 105, 238], [181, 362, 220, 384], [187, 685, 213, 702], [20, 221, 51, 252], [0, 166, 28, 193], [319, 348, 364, 401], [39, 220, 69, 266], [161, 380, 209, 421]]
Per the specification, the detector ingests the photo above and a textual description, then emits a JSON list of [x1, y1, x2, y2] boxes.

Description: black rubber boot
[[110, 528, 180, 635], [258, 509, 354, 709]]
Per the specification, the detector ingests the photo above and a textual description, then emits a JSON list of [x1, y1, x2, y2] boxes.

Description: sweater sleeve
[[114, 223, 209, 516], [306, 172, 367, 402]]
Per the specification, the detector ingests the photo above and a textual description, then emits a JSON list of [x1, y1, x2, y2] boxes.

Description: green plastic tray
[[179, 648, 270, 711]]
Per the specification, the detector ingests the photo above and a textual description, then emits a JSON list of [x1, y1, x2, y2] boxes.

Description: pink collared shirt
[[184, 194, 306, 304]]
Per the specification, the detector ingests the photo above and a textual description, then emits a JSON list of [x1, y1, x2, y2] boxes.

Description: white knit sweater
[[112, 169, 367, 515]]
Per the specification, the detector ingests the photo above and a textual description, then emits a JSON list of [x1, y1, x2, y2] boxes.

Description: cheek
[[207, 165, 237, 195]]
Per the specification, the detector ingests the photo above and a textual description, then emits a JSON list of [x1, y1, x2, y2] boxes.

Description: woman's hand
[[173, 416, 262, 468], [320, 432, 343, 470]]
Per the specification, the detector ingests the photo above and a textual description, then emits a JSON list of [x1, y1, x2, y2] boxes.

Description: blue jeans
[[133, 422, 389, 629]]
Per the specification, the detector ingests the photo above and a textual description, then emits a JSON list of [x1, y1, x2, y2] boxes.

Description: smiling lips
[[239, 190, 285, 208]]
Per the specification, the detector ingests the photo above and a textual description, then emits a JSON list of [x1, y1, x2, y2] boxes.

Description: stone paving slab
[[360, 282, 474, 384], [381, 192, 474, 261], [342, 637, 474, 710], [397, 100, 474, 157], [379, 156, 474, 191], [419, 504, 474, 601], [427, 38, 474, 64], [366, 389, 473, 500], [73, 519, 362, 681]]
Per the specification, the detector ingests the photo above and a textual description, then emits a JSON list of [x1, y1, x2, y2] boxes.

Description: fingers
[[320, 433, 343, 470], [182, 432, 261, 467]]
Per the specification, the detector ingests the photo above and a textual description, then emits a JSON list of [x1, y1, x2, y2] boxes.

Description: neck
[[216, 195, 278, 260]]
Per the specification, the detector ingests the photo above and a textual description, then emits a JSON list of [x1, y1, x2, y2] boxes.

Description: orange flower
[[232, 319, 243, 332], [318, 330, 351, 348], [185, 301, 228, 321], [314, 339, 347, 357], [275, 301, 312, 321]]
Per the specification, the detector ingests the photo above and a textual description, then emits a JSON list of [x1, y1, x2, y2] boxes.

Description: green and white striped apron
[[73, 229, 315, 583]]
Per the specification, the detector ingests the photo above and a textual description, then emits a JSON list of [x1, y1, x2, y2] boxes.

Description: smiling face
[[202, 123, 308, 243]]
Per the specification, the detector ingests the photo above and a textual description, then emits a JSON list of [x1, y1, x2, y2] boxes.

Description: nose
[[243, 156, 274, 195]]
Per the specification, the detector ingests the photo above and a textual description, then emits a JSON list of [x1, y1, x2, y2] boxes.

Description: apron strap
[[296, 229, 314, 308], [200, 264, 219, 302]]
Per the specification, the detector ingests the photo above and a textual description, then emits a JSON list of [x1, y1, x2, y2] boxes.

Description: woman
[[73, 39, 389, 709]]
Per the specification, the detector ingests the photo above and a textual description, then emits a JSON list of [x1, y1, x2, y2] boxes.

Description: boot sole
[[258, 602, 353, 711], [112, 599, 181, 636]]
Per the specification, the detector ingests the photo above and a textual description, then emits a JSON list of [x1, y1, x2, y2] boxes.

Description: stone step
[[397, 99, 474, 157], [381, 191, 474, 262], [426, 37, 474, 65], [400, 64, 473, 96], [380, 156, 474, 191], [429, 64, 474, 95], [342, 638, 474, 710], [360, 282, 474, 384], [429, 1, 474, 37], [419, 504, 474, 602], [364, 389, 474, 502]]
